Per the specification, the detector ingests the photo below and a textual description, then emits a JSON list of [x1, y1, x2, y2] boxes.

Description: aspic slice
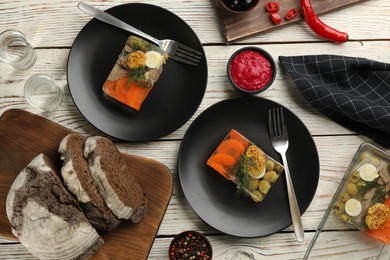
[[207, 129, 284, 202]]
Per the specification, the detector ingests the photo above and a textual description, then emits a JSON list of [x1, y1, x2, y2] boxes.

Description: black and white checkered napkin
[[279, 55, 390, 148]]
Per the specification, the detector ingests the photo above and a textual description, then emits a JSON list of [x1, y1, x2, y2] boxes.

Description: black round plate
[[178, 96, 319, 237], [67, 3, 207, 141]]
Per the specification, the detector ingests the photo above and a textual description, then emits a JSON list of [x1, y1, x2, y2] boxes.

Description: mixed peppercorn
[[169, 231, 212, 260]]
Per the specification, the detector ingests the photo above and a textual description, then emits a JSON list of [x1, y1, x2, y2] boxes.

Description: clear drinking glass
[[24, 74, 63, 112], [0, 30, 37, 70]]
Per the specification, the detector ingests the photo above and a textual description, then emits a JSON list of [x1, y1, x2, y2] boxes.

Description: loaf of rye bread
[[58, 133, 122, 232], [84, 136, 147, 222], [6, 154, 103, 260]]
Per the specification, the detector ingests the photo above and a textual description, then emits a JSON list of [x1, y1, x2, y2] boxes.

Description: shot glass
[[24, 74, 63, 112], [0, 30, 37, 70]]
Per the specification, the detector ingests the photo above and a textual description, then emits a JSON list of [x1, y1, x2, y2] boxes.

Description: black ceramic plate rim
[[67, 3, 207, 141], [178, 96, 320, 238]]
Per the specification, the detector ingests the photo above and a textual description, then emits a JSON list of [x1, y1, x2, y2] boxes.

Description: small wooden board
[[0, 109, 173, 260], [214, 0, 367, 42]]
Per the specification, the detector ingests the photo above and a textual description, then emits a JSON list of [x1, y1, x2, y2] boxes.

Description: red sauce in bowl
[[229, 50, 274, 92]]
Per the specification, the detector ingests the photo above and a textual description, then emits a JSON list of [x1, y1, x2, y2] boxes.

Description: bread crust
[[84, 136, 147, 222], [6, 154, 103, 260], [59, 134, 121, 232]]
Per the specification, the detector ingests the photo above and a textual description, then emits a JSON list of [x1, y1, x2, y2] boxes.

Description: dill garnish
[[127, 67, 151, 88], [232, 153, 258, 198], [127, 36, 151, 53], [357, 181, 380, 198], [357, 181, 388, 205]]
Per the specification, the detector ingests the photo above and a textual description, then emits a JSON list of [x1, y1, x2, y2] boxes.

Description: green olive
[[249, 178, 260, 190], [340, 213, 351, 223], [250, 190, 264, 202], [349, 171, 360, 183], [356, 180, 367, 189], [265, 160, 275, 171], [339, 191, 351, 203], [259, 180, 271, 194], [346, 183, 358, 196], [274, 163, 283, 173], [333, 201, 345, 215], [263, 171, 278, 183]]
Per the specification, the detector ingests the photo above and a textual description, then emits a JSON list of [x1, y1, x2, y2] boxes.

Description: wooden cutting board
[[214, 0, 367, 42], [0, 109, 173, 260]]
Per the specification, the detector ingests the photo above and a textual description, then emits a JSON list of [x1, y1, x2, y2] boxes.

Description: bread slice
[[84, 136, 147, 222], [59, 133, 121, 232], [6, 154, 103, 260]]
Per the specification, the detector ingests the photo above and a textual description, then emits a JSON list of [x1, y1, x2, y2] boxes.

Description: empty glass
[[0, 30, 37, 70], [24, 74, 63, 112]]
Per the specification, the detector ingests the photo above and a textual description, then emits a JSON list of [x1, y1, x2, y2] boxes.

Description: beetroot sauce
[[229, 50, 273, 91]]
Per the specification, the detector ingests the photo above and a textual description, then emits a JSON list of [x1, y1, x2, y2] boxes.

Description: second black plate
[[67, 3, 207, 141], [178, 96, 319, 237]]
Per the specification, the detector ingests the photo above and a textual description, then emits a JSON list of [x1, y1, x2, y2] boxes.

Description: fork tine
[[173, 48, 202, 63], [279, 108, 288, 137], [276, 108, 282, 137], [269, 107, 286, 137], [174, 47, 202, 61], [175, 42, 203, 56], [172, 44, 202, 66], [269, 109, 274, 137], [169, 55, 198, 66], [273, 108, 280, 136]]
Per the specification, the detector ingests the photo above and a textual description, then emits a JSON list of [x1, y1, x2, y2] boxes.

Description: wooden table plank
[[1, 42, 390, 138], [2, 230, 389, 259], [0, 0, 389, 46]]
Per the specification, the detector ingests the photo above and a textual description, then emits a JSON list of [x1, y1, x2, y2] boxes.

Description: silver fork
[[269, 107, 304, 243], [78, 2, 202, 66]]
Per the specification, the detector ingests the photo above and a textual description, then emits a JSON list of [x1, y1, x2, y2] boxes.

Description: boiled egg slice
[[145, 51, 164, 69], [345, 198, 362, 217], [358, 163, 379, 182], [249, 167, 266, 179]]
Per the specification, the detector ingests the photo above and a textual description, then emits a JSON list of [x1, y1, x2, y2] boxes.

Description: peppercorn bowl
[[168, 230, 212, 260], [227, 47, 277, 95]]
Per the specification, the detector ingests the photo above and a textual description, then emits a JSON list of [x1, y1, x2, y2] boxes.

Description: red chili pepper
[[270, 12, 282, 25], [300, 0, 348, 43], [266, 2, 280, 12], [285, 8, 298, 20]]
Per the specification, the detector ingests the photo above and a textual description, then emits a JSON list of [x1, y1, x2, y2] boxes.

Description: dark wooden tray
[[214, 0, 367, 42], [0, 109, 174, 260]]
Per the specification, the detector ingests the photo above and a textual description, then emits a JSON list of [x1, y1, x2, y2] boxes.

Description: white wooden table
[[1, 0, 390, 259]]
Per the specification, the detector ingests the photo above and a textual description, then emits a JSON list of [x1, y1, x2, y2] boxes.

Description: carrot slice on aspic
[[207, 154, 236, 179], [115, 77, 131, 104], [365, 198, 390, 244], [207, 129, 251, 180], [103, 76, 153, 111], [125, 81, 153, 111], [366, 222, 390, 244], [103, 80, 117, 98], [229, 129, 250, 149], [216, 139, 245, 162]]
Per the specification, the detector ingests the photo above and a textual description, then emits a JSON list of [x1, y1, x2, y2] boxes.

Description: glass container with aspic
[[332, 143, 390, 243]]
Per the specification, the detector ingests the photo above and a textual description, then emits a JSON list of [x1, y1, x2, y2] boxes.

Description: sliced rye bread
[[58, 133, 122, 232], [6, 154, 103, 260], [84, 136, 147, 222]]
